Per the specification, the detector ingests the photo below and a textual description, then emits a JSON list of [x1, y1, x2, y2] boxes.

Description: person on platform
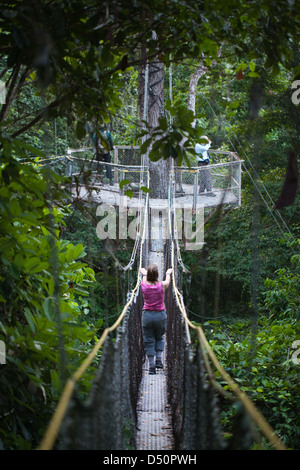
[[93, 127, 114, 186], [139, 264, 173, 375], [195, 135, 216, 197]]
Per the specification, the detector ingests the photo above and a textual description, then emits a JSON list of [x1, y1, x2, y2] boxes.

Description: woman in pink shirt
[[140, 264, 173, 374]]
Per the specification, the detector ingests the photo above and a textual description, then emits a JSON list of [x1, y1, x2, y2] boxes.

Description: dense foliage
[[201, 313, 299, 449], [0, 0, 299, 450], [0, 161, 100, 448]]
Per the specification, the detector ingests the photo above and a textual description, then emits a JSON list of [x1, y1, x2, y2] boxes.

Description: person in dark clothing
[[94, 128, 114, 185]]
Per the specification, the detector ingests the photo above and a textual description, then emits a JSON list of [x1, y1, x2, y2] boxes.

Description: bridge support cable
[[165, 171, 287, 450], [39, 179, 150, 450], [204, 94, 296, 251]]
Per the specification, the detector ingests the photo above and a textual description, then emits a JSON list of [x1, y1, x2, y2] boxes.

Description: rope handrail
[[167, 171, 287, 451], [34, 153, 143, 169], [24, 146, 242, 166], [170, 172, 190, 274], [68, 156, 143, 169], [67, 146, 140, 153], [38, 185, 149, 451], [111, 169, 149, 273], [174, 160, 244, 170]]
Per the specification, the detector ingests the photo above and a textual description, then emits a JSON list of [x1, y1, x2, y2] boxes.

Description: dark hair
[[147, 264, 159, 282]]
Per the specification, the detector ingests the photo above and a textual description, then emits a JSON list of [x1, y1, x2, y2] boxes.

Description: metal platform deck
[[72, 183, 239, 209]]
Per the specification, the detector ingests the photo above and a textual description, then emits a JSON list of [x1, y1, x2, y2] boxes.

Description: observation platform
[[38, 146, 242, 251], [58, 146, 243, 210], [40, 146, 242, 208]]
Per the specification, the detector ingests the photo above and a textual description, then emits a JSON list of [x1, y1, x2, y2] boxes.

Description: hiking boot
[[149, 367, 156, 375], [155, 360, 163, 369]]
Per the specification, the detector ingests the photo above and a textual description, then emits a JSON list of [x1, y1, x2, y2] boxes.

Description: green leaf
[[149, 149, 162, 162], [73, 244, 86, 260], [28, 261, 49, 274], [119, 178, 130, 189], [140, 137, 152, 154], [51, 369, 61, 393], [9, 199, 21, 217], [18, 142, 45, 157], [43, 297, 56, 321], [140, 186, 150, 193], [228, 100, 240, 109], [24, 309, 36, 333], [48, 277, 55, 296], [248, 71, 260, 78], [158, 115, 168, 131], [236, 63, 247, 72]]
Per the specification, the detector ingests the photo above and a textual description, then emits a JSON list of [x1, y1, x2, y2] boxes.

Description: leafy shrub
[[201, 315, 300, 449], [0, 159, 100, 449]]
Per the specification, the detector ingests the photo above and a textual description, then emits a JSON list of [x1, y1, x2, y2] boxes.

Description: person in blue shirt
[[195, 135, 216, 197], [93, 128, 114, 185]]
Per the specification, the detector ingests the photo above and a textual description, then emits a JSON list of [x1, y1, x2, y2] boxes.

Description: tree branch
[[10, 96, 66, 139]]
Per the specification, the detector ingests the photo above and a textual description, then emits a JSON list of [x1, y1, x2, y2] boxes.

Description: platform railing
[[37, 146, 243, 207]]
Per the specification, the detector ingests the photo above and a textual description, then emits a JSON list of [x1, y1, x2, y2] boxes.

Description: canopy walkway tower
[[38, 147, 286, 451], [62, 146, 242, 210]]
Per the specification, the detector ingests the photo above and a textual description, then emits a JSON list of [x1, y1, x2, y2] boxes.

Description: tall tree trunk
[[187, 46, 223, 126], [138, 40, 170, 199], [187, 62, 208, 127], [175, 61, 209, 193]]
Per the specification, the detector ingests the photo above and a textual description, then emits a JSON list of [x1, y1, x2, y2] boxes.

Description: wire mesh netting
[[57, 270, 145, 450], [38, 147, 143, 188], [164, 176, 256, 450], [175, 161, 242, 204], [55, 198, 150, 451], [116, 147, 140, 166], [163, 242, 254, 450]]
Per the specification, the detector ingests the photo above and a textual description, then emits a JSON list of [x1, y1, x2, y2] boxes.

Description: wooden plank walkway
[[136, 356, 174, 450], [135, 209, 174, 451]]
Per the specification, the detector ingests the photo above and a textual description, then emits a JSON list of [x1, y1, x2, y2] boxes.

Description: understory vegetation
[[0, 0, 299, 451], [200, 314, 299, 449]]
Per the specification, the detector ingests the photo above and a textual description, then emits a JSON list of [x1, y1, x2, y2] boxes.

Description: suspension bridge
[[37, 147, 286, 451]]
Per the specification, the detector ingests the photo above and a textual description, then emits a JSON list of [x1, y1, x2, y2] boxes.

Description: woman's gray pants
[[142, 310, 167, 357]]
